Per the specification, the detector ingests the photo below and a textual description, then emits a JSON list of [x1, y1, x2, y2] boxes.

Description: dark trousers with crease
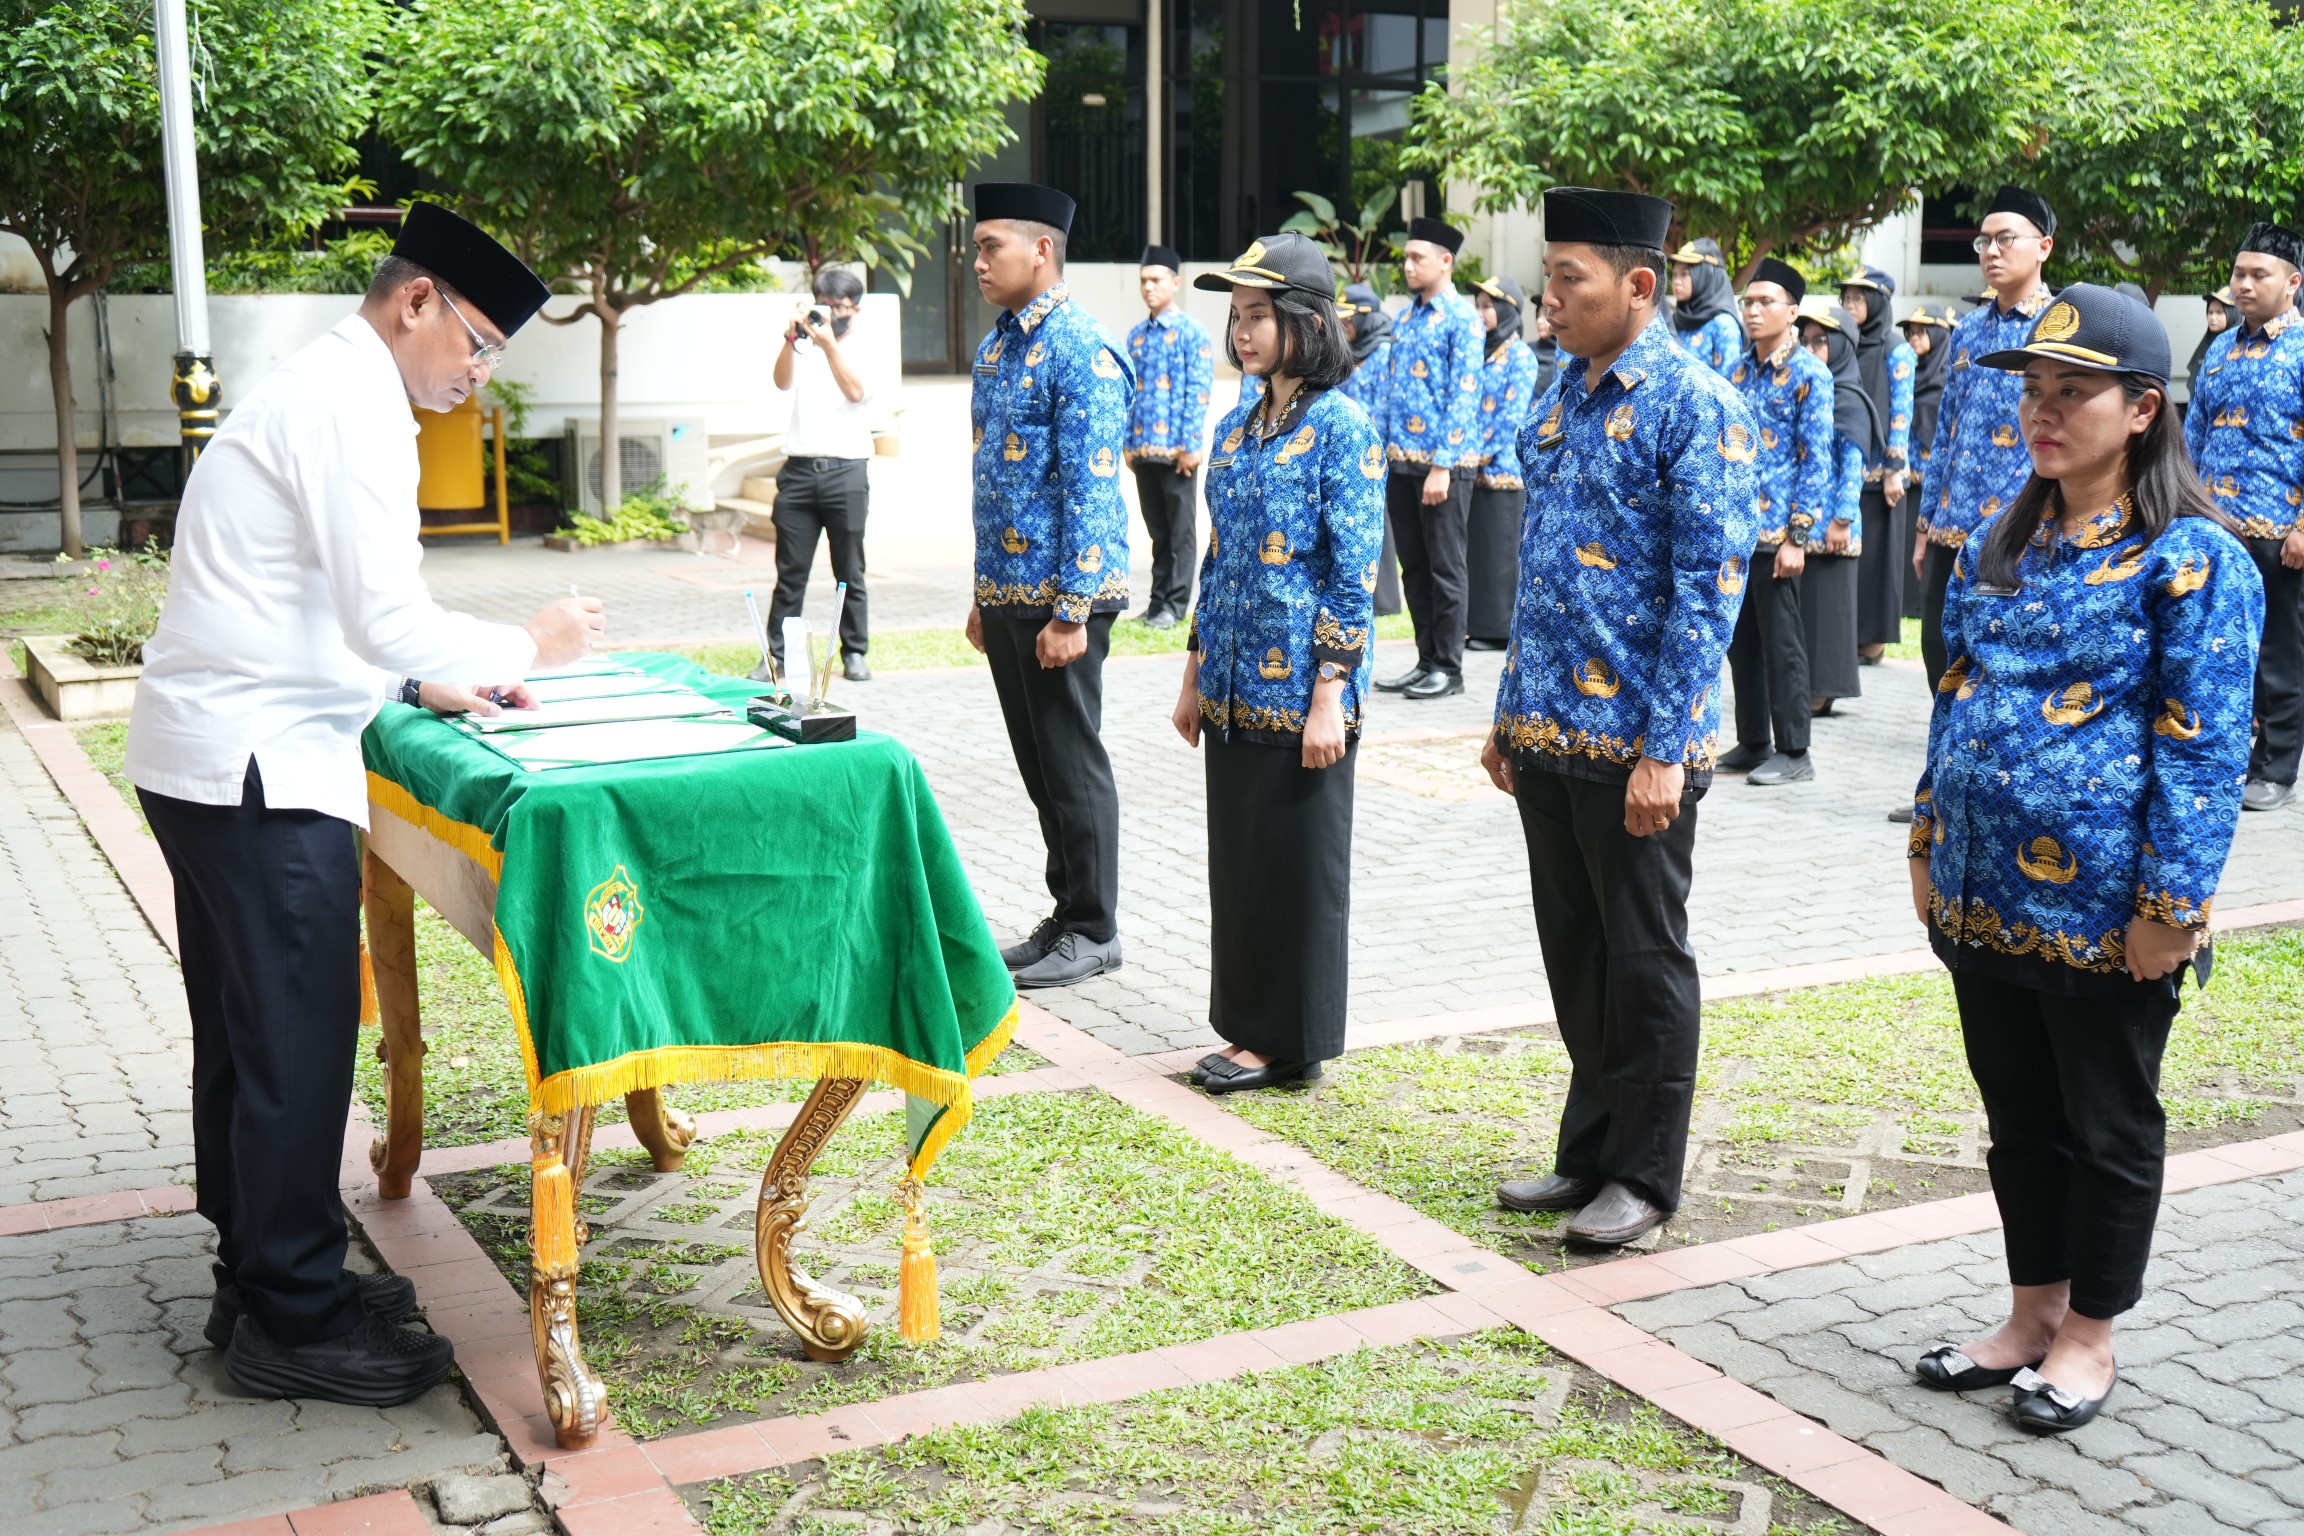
[[1953, 969, 2179, 1319], [1513, 761, 1702, 1211], [770, 457, 870, 666], [1726, 548, 1810, 753], [1131, 462, 1199, 620], [139, 762, 366, 1347], [1919, 541, 1958, 693], [2247, 535, 2303, 785], [981, 610, 1120, 942], [1386, 467, 1472, 675]]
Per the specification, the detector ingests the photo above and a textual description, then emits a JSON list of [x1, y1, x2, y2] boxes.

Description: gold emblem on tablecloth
[[2016, 836, 2078, 885], [2041, 682, 2103, 726], [585, 867, 645, 963]]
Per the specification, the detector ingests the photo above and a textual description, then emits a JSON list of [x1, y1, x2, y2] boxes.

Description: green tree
[[377, 0, 1042, 508], [0, 0, 381, 555], [1407, 0, 2054, 280]]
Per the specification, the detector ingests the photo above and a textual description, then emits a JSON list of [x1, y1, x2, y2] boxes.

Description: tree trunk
[[45, 283, 84, 558], [597, 300, 622, 512]]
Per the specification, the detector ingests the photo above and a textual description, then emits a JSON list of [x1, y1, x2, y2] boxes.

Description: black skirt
[[1898, 487, 1927, 621], [1466, 484, 1522, 643], [1856, 482, 1904, 646], [1800, 550, 1862, 700], [1204, 733, 1355, 1061]]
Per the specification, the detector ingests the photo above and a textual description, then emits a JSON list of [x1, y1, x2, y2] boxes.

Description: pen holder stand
[[748, 697, 857, 744]]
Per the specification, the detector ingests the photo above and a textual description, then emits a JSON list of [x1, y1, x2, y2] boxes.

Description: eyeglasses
[[438, 289, 507, 369], [1740, 295, 1791, 309], [1972, 232, 2041, 254]]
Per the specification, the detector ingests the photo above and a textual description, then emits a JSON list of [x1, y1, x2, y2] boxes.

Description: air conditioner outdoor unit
[[563, 417, 713, 516]]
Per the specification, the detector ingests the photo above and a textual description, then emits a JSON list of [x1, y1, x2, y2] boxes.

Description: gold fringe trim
[[492, 925, 545, 1097], [365, 771, 504, 879], [965, 999, 1021, 1078], [358, 938, 380, 1027]]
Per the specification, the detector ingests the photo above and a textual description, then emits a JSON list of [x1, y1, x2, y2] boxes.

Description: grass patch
[[1881, 613, 1922, 661], [71, 721, 144, 832]]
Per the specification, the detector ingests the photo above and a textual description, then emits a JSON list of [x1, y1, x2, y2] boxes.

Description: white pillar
[[153, 0, 220, 457], [1145, 0, 1164, 243]]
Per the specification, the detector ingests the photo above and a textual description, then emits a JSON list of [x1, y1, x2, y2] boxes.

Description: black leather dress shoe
[[1714, 742, 1771, 773], [1375, 665, 1430, 693], [1886, 804, 1915, 824], [843, 653, 873, 683], [1913, 1344, 2044, 1393], [1013, 931, 1123, 988], [1562, 1181, 1668, 1245], [1403, 670, 1464, 700], [2010, 1366, 2117, 1434], [1464, 637, 1508, 651], [1201, 1059, 1323, 1095], [1188, 1052, 1232, 1086], [1496, 1174, 1600, 1213], [1000, 916, 1063, 971], [207, 1272, 419, 1352]]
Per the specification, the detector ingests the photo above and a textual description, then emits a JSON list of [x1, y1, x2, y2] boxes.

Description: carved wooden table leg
[[362, 850, 426, 1200], [624, 1086, 696, 1172], [530, 1111, 607, 1449], [756, 1077, 871, 1362]]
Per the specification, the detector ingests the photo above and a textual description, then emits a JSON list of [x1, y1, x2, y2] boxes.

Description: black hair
[[1011, 219, 1067, 272], [1976, 372, 2234, 589], [813, 268, 865, 304], [1593, 243, 1667, 293], [369, 254, 454, 303], [1223, 289, 1353, 391]]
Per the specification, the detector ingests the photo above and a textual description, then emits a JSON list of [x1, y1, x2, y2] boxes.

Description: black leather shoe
[[207, 1273, 419, 1352], [1562, 1181, 1668, 1246], [1714, 742, 1771, 773], [1403, 670, 1464, 700], [1188, 1052, 1232, 1086], [1886, 804, 1914, 824], [843, 653, 873, 683], [1913, 1344, 2044, 1393], [2243, 778, 2296, 812], [1375, 665, 1430, 693], [1013, 931, 1122, 989], [1464, 637, 1508, 651], [1202, 1059, 1323, 1095], [2010, 1365, 2117, 1433], [1000, 916, 1064, 971], [1145, 610, 1179, 631], [1496, 1174, 1600, 1213], [226, 1313, 457, 1408], [1746, 751, 1815, 786]]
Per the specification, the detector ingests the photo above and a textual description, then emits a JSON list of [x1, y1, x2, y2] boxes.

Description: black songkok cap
[[1975, 282, 2171, 385], [1139, 244, 1182, 273], [974, 182, 1076, 235], [1747, 257, 1807, 305], [1405, 216, 1466, 255], [2240, 221, 2304, 271], [391, 202, 551, 337], [1987, 185, 2058, 239], [1542, 187, 1674, 253], [1193, 231, 1336, 302]]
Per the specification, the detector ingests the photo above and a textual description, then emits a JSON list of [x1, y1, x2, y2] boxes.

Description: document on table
[[475, 716, 785, 770], [525, 657, 639, 681], [469, 690, 732, 732], [517, 671, 687, 706]]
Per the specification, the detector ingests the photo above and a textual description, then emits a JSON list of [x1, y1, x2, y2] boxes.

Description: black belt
[[785, 455, 866, 473]]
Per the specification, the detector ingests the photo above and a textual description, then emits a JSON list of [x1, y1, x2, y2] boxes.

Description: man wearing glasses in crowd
[[769, 270, 884, 682]]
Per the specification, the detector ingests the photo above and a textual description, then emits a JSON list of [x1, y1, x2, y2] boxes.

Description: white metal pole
[[153, 0, 220, 463]]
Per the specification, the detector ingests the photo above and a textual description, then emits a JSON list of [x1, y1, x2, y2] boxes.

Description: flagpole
[[153, 0, 219, 472]]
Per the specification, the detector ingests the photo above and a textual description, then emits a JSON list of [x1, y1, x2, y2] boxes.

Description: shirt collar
[[1010, 283, 1070, 334], [1146, 305, 1181, 329], [2034, 492, 2135, 551], [1997, 287, 2053, 319], [1561, 315, 1669, 395], [331, 314, 416, 431], [2242, 308, 2299, 341], [1753, 335, 1798, 369]]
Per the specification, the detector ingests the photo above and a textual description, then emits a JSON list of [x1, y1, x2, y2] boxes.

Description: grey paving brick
[[1868, 1423, 2028, 1502], [42, 1446, 224, 1508], [16, 1503, 146, 1536], [16, 1383, 196, 1440], [1985, 1487, 2141, 1536]]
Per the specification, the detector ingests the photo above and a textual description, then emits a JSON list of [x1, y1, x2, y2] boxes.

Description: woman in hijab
[[1530, 304, 1561, 398], [1842, 267, 1918, 662], [2185, 286, 2234, 412], [1795, 299, 1884, 712], [1668, 237, 1742, 373], [1465, 275, 1539, 648], [1897, 304, 1956, 624]]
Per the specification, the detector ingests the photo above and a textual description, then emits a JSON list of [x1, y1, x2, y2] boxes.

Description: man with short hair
[[1375, 215, 1486, 700], [2186, 221, 2304, 812], [1123, 244, 1215, 629], [1483, 187, 1758, 1248], [127, 204, 603, 1405], [1914, 186, 2057, 687], [963, 182, 1135, 987], [769, 267, 884, 681]]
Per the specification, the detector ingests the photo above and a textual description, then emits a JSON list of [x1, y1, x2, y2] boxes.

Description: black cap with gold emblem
[[1192, 232, 1335, 301], [1975, 282, 2171, 384]]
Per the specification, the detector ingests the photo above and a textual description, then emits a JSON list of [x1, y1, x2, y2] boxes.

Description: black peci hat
[[1139, 244, 1183, 273], [1544, 187, 1674, 253], [973, 182, 1076, 235], [390, 203, 552, 337], [1986, 185, 2057, 239], [2239, 222, 2304, 271], [1975, 282, 2171, 384], [1405, 216, 1465, 255], [1193, 232, 1336, 302], [1746, 257, 1807, 305]]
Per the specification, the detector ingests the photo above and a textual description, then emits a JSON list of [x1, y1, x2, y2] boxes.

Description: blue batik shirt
[[1878, 339, 1917, 477], [1919, 288, 2051, 548], [1494, 316, 1760, 780], [1472, 337, 1541, 490], [1910, 499, 2262, 993], [1381, 287, 1485, 469], [2183, 308, 2304, 539], [1123, 307, 1215, 466], [1804, 432, 1867, 555], [1679, 312, 1745, 376], [971, 284, 1135, 623], [1339, 338, 1392, 440], [1728, 339, 1834, 547], [1189, 387, 1386, 744]]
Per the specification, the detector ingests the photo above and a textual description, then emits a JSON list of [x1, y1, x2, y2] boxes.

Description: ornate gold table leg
[[623, 1087, 696, 1172], [531, 1112, 607, 1449], [362, 850, 426, 1200], [756, 1077, 871, 1362]]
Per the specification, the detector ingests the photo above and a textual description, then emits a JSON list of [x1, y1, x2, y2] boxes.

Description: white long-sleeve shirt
[[127, 315, 536, 827]]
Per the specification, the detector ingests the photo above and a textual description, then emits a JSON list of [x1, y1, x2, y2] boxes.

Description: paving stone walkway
[[1619, 1169, 2304, 1535]]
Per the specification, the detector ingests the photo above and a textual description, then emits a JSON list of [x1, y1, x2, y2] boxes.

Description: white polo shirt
[[781, 318, 887, 461]]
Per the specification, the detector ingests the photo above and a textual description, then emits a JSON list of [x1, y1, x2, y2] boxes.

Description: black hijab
[[1478, 277, 1525, 358], [1903, 307, 1953, 457], [1845, 266, 1897, 428], [1533, 331, 1559, 397], [1671, 238, 1737, 334], [1342, 282, 1392, 366], [2187, 290, 2232, 383], [1804, 303, 1882, 464]]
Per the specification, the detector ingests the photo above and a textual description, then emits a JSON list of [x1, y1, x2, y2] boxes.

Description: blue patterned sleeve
[[1909, 540, 1976, 851], [2135, 529, 2264, 927], [2182, 356, 2210, 476], [1051, 339, 1133, 623], [1887, 342, 1915, 470], [1504, 342, 1539, 435], [1643, 386, 1761, 761], [1820, 435, 1864, 539], [1313, 410, 1387, 668], [1184, 324, 1216, 455], [1442, 302, 1487, 468], [1790, 368, 1834, 538]]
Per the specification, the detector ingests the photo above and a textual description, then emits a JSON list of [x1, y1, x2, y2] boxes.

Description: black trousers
[[1953, 969, 2180, 1319], [770, 457, 870, 666], [1465, 484, 1523, 644], [1131, 462, 1199, 620], [1726, 548, 1810, 753], [1386, 467, 1473, 675], [981, 610, 1121, 942], [1898, 489, 1927, 621], [1856, 482, 1904, 647], [1513, 762, 1703, 1211], [1919, 541, 1958, 693], [140, 763, 365, 1347], [2247, 535, 2303, 785], [1374, 519, 1403, 617]]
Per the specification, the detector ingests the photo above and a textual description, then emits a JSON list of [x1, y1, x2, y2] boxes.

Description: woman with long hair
[[1795, 299, 1883, 713], [1466, 275, 1539, 649], [1174, 233, 1385, 1095], [1905, 284, 2262, 1434]]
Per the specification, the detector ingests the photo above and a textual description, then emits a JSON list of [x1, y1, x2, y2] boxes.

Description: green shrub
[[60, 541, 169, 665], [559, 482, 691, 545]]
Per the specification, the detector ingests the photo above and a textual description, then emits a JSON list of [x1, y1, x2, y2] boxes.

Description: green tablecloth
[[361, 653, 1017, 1176]]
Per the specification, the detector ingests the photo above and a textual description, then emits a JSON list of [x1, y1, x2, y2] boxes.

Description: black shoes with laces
[[225, 1313, 457, 1407]]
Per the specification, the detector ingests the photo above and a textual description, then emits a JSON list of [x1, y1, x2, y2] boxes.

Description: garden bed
[[22, 633, 140, 720]]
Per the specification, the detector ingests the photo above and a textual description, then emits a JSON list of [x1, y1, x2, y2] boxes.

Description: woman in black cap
[[1174, 233, 1386, 1094], [1793, 299, 1882, 713], [1668, 237, 1743, 374], [1897, 304, 1956, 625], [1905, 283, 2261, 1434], [1465, 275, 1538, 649], [1842, 267, 1916, 662]]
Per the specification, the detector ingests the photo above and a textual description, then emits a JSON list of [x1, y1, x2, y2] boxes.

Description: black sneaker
[[206, 1272, 420, 1351], [226, 1313, 457, 1408], [1000, 916, 1064, 971], [1714, 742, 1771, 773]]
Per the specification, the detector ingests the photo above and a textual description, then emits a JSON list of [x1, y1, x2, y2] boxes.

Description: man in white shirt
[[768, 269, 882, 681], [126, 203, 601, 1407]]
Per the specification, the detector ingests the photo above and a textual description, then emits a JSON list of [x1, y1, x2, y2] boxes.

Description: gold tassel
[[896, 1178, 941, 1343], [358, 937, 380, 1027]]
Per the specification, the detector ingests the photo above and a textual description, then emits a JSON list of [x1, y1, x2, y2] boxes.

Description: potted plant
[[23, 542, 169, 720]]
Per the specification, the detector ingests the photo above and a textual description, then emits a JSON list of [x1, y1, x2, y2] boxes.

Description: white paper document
[[469, 690, 731, 732], [478, 717, 780, 769]]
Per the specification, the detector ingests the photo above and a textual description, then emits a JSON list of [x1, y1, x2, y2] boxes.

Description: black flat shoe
[[1714, 742, 1770, 773], [1202, 1060, 1323, 1095], [1402, 670, 1464, 700], [2009, 1366, 2117, 1433], [1913, 1345, 2044, 1393], [1188, 1052, 1232, 1086]]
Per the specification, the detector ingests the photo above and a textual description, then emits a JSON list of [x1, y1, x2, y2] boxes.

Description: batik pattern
[[1678, 312, 1745, 376], [1471, 336, 1541, 490], [1123, 308, 1216, 465], [1918, 290, 2051, 548], [1729, 339, 1833, 546], [1380, 288, 1485, 468], [2183, 309, 2304, 540]]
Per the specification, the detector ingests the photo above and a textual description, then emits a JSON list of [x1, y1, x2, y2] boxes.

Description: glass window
[[1035, 21, 1147, 263]]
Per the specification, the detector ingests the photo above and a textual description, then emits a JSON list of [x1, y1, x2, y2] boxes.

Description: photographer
[[769, 270, 882, 681]]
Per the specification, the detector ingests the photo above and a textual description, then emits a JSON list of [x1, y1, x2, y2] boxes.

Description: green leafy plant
[[1279, 187, 1399, 288], [559, 482, 691, 546], [59, 541, 169, 666], [479, 378, 566, 510], [109, 230, 398, 296]]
